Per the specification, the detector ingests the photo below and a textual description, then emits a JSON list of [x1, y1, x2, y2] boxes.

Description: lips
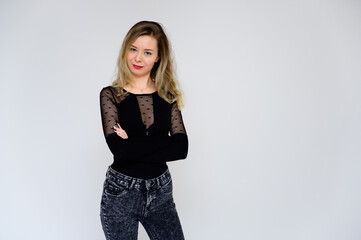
[[133, 64, 143, 69]]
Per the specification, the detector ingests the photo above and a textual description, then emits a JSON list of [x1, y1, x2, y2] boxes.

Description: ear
[[155, 57, 160, 63]]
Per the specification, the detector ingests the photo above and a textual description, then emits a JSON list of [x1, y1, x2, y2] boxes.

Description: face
[[126, 35, 159, 79]]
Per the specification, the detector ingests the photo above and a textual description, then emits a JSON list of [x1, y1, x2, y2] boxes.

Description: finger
[[117, 132, 128, 139], [114, 126, 128, 139], [115, 130, 126, 136], [114, 127, 123, 133], [117, 123, 123, 130], [119, 129, 128, 138], [115, 129, 126, 135]]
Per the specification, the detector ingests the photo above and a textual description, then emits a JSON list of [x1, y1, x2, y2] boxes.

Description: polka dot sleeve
[[170, 102, 186, 135], [100, 87, 118, 138]]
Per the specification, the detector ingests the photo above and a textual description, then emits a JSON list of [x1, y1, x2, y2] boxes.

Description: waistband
[[106, 166, 171, 190]]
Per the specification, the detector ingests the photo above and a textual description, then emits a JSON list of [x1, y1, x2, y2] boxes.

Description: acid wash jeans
[[100, 166, 185, 240]]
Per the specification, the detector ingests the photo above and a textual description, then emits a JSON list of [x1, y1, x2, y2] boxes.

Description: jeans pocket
[[161, 179, 173, 194], [103, 178, 127, 196]]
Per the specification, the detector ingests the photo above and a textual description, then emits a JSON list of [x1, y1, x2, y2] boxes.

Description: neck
[[130, 75, 151, 89], [125, 75, 156, 94]]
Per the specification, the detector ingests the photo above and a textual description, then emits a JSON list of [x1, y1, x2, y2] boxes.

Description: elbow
[[171, 134, 188, 160], [180, 152, 188, 160], [179, 139, 188, 160], [106, 134, 129, 160]]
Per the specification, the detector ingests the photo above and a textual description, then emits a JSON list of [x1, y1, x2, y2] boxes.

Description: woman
[[99, 21, 188, 240]]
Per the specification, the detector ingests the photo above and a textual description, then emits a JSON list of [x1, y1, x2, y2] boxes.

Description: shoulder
[[101, 86, 130, 104], [101, 86, 115, 93], [100, 86, 117, 104], [100, 86, 122, 97]]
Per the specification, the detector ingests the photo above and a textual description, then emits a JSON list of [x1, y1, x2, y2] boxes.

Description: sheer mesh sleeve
[[100, 87, 118, 138], [170, 102, 186, 135]]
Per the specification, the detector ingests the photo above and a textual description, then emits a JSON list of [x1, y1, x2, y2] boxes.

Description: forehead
[[131, 35, 158, 50]]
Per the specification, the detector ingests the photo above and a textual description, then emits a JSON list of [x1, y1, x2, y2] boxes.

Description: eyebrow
[[131, 45, 155, 52]]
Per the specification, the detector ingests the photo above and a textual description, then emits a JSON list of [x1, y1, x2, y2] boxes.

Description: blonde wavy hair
[[111, 21, 184, 109]]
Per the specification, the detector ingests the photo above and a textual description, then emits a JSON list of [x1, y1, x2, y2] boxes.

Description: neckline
[[123, 88, 157, 96]]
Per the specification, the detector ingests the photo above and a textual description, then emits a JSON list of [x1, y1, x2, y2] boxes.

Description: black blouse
[[100, 86, 188, 179]]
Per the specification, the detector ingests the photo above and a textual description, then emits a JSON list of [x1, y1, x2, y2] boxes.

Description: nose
[[135, 52, 142, 62]]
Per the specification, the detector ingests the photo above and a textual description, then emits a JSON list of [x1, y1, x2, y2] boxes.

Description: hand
[[113, 123, 128, 139]]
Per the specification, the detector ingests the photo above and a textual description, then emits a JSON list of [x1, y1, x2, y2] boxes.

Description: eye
[[130, 47, 137, 52], [145, 52, 152, 56]]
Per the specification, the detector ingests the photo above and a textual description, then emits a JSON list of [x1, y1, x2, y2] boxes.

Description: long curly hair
[[111, 21, 184, 109]]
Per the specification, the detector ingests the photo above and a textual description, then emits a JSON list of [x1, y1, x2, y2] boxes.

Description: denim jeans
[[100, 166, 185, 240]]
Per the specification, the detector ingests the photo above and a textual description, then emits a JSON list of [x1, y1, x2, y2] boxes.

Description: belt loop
[[129, 179, 136, 189], [156, 178, 161, 189]]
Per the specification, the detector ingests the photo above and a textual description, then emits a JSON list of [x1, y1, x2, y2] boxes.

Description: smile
[[133, 64, 143, 69]]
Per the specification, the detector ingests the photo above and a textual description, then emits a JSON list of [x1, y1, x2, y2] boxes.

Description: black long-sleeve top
[[100, 86, 188, 179]]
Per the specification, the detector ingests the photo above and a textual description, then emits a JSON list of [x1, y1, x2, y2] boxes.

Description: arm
[[100, 87, 170, 160], [136, 102, 188, 163]]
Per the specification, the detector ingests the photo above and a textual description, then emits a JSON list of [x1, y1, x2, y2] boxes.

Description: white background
[[1, 0, 361, 239]]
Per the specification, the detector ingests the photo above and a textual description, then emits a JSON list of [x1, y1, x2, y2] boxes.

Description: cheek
[[126, 56, 132, 66], [126, 53, 133, 61], [148, 60, 156, 67], [148, 62, 156, 70], [146, 58, 157, 67]]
